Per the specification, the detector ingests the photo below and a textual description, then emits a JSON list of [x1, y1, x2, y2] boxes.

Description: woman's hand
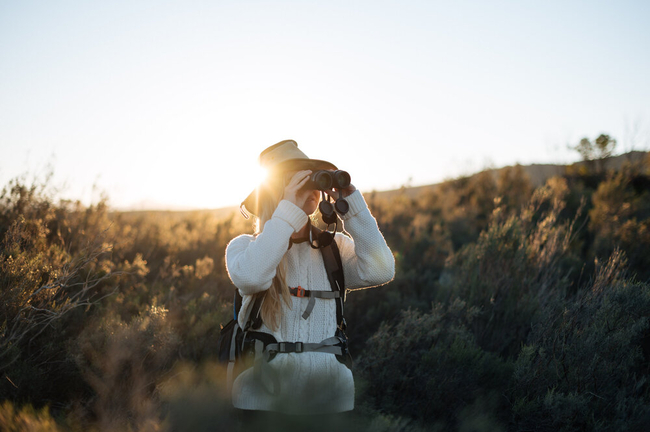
[[330, 183, 357, 199], [282, 170, 312, 207]]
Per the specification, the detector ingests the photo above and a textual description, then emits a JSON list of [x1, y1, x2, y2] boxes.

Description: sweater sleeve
[[226, 200, 308, 295], [335, 190, 395, 290]]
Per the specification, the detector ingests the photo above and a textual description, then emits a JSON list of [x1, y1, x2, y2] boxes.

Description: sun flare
[[253, 166, 268, 187]]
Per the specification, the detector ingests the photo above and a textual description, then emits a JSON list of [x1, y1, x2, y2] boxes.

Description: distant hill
[[370, 151, 648, 201], [112, 206, 241, 222], [112, 151, 647, 218]]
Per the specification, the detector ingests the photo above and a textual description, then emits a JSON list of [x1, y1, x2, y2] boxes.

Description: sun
[[253, 166, 268, 187]]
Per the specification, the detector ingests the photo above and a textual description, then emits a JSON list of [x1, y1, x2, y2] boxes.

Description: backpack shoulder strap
[[247, 294, 264, 330], [319, 231, 346, 330], [234, 289, 243, 320], [235, 288, 264, 331]]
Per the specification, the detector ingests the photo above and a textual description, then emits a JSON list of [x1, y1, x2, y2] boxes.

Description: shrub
[[0, 178, 117, 407], [0, 400, 63, 432], [589, 169, 650, 281], [355, 299, 512, 429], [439, 177, 582, 357], [510, 251, 650, 431], [157, 361, 236, 432], [72, 303, 180, 431]]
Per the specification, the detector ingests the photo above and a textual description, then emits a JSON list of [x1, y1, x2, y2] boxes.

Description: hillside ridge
[[371, 151, 648, 201], [113, 151, 648, 217]]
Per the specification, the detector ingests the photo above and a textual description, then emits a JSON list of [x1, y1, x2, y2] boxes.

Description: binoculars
[[308, 170, 351, 191], [280, 169, 352, 242], [311, 170, 351, 225]]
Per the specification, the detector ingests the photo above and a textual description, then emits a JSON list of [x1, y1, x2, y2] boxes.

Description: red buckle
[[295, 286, 306, 297]]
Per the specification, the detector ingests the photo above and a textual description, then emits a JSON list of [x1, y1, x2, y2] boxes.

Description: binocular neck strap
[[308, 219, 338, 250]]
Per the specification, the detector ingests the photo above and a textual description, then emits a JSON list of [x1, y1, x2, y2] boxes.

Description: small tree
[[571, 134, 617, 173], [574, 137, 595, 163], [594, 133, 617, 159]]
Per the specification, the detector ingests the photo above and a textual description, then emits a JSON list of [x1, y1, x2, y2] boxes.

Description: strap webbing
[[244, 294, 264, 331], [320, 236, 346, 329], [226, 321, 240, 394], [289, 286, 343, 319], [265, 337, 346, 356], [251, 335, 348, 395], [288, 286, 342, 299]]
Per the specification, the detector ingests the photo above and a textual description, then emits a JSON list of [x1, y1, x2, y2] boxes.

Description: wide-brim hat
[[241, 139, 337, 217]]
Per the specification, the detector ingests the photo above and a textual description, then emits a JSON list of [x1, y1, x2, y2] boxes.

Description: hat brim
[[241, 158, 338, 216], [271, 158, 337, 173]]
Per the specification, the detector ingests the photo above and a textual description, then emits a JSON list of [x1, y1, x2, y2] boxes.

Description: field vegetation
[[1, 147, 649, 431]]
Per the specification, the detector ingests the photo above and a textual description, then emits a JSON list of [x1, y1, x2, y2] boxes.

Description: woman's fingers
[[296, 174, 311, 188], [329, 184, 356, 199], [327, 188, 340, 200], [282, 170, 312, 206], [287, 171, 311, 194], [288, 170, 312, 188]]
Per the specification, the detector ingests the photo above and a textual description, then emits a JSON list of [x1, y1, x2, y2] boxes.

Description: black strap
[[239, 292, 263, 331], [319, 231, 346, 330], [234, 289, 243, 319]]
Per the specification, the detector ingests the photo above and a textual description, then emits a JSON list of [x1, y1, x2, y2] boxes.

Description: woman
[[225, 140, 394, 422]]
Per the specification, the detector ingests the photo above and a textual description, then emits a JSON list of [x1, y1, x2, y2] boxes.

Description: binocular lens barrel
[[332, 170, 351, 189], [309, 170, 351, 191], [311, 171, 333, 190]]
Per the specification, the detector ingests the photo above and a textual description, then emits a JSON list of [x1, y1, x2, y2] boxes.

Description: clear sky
[[1, 0, 649, 210]]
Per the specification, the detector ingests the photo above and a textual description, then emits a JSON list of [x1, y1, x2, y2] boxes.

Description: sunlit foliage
[[1, 150, 649, 431]]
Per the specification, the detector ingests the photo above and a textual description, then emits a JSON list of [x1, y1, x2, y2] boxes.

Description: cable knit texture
[[225, 190, 395, 414]]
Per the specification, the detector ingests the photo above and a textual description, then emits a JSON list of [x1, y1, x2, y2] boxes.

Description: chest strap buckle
[[278, 341, 304, 353]]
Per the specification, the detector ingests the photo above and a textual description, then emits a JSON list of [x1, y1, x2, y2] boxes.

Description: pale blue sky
[[1, 0, 649, 209]]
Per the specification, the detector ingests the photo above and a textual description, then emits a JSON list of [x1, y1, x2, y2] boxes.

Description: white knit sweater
[[225, 190, 395, 414]]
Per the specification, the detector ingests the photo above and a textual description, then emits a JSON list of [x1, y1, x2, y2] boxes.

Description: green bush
[[510, 251, 650, 431], [589, 169, 650, 281], [439, 177, 582, 358], [355, 299, 512, 429], [72, 303, 180, 431], [0, 178, 117, 408]]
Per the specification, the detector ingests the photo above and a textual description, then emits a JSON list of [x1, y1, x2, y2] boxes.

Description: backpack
[[216, 229, 350, 394]]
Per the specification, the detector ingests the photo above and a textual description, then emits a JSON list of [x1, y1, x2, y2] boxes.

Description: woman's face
[[300, 187, 321, 215]]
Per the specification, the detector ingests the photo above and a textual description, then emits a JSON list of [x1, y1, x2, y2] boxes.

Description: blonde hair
[[252, 184, 292, 331]]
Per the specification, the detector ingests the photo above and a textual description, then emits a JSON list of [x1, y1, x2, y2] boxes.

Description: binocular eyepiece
[[308, 170, 351, 191]]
